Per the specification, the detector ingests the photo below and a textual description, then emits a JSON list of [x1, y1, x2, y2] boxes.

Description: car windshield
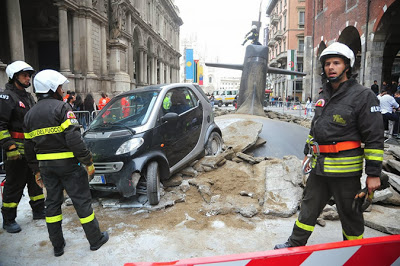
[[90, 91, 159, 129]]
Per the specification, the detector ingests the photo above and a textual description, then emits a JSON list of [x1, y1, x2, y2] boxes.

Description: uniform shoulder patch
[[67, 110, 76, 119], [0, 94, 10, 100], [370, 106, 381, 113], [315, 99, 325, 107]]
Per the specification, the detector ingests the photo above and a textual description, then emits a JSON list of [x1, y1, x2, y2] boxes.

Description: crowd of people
[[373, 79, 400, 139]]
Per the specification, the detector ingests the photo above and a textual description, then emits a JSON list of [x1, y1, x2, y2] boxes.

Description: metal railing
[[264, 101, 315, 119]]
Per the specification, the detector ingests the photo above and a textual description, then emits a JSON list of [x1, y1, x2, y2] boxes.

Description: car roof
[[116, 83, 197, 97]]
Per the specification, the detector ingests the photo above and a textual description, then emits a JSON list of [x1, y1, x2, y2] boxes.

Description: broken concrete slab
[[382, 187, 400, 206], [386, 159, 400, 173], [372, 188, 393, 203], [217, 119, 263, 153], [263, 156, 303, 218], [382, 170, 400, 192], [236, 152, 258, 164], [364, 205, 400, 235], [387, 145, 400, 160]]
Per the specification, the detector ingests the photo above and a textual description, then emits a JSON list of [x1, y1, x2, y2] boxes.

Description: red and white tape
[[125, 235, 400, 266]]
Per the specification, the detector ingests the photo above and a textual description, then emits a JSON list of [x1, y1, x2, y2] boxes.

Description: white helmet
[[319, 42, 355, 67], [34, 69, 69, 94], [6, 61, 35, 80], [252, 25, 258, 30]]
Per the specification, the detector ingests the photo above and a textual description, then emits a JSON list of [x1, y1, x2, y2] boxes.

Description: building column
[[165, 64, 170, 83], [143, 51, 148, 85], [6, 0, 24, 60], [59, 6, 71, 73], [79, 13, 87, 74], [139, 48, 144, 84], [159, 61, 164, 84], [153, 57, 157, 84], [72, 13, 81, 75], [86, 14, 96, 77], [101, 23, 107, 77]]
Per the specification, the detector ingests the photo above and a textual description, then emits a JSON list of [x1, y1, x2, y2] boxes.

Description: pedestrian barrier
[[73, 110, 92, 130], [124, 235, 400, 266], [265, 101, 315, 119]]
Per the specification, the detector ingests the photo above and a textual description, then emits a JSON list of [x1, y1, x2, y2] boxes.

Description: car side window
[[163, 88, 192, 115], [186, 89, 198, 107]]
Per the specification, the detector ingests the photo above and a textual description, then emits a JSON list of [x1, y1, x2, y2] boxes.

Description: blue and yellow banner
[[198, 65, 203, 85], [185, 49, 194, 80]]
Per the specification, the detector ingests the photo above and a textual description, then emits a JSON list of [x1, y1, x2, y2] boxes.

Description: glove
[[352, 188, 374, 214], [35, 172, 44, 189], [6, 144, 21, 160], [86, 164, 95, 181]]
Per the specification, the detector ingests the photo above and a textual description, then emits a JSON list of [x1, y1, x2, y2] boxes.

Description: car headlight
[[116, 138, 144, 155]]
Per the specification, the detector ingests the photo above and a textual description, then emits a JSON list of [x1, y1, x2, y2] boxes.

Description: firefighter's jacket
[[0, 83, 35, 155], [23, 97, 92, 173], [305, 78, 384, 177]]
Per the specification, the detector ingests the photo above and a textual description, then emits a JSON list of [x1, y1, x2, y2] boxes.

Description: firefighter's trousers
[[1, 158, 44, 223], [288, 171, 364, 247], [40, 161, 102, 248]]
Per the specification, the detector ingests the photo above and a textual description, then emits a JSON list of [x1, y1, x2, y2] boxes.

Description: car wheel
[[225, 103, 229, 106], [146, 161, 160, 205], [218, 101, 222, 107], [205, 132, 223, 156]]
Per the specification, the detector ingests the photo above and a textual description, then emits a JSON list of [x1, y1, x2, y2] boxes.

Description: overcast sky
[[175, 0, 267, 66]]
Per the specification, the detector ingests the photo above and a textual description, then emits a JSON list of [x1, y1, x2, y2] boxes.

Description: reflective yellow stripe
[[295, 219, 314, 232], [324, 156, 363, 165], [37, 152, 74, 160], [324, 163, 363, 173], [30, 194, 45, 201], [25, 120, 72, 139], [3, 202, 18, 208], [0, 130, 11, 140], [343, 229, 363, 240], [364, 149, 384, 161], [46, 214, 63, 223], [80, 211, 95, 224], [306, 135, 313, 144], [15, 142, 25, 154], [6, 150, 20, 158], [324, 155, 363, 173]]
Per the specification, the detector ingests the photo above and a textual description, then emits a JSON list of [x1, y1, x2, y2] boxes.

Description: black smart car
[[83, 83, 223, 205]]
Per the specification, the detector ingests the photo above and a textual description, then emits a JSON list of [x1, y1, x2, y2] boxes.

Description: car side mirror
[[197, 100, 202, 110], [161, 112, 179, 123]]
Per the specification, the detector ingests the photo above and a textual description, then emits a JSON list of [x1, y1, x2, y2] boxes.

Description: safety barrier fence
[[125, 235, 400, 266], [264, 101, 316, 119]]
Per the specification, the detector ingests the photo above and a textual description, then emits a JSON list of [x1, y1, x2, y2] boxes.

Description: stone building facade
[[303, 0, 400, 101], [266, 0, 306, 101], [0, 0, 182, 100]]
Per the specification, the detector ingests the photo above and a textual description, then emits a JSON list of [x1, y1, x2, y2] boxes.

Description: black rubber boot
[[90, 231, 109, 251], [54, 241, 66, 257], [3, 221, 21, 233], [274, 241, 293, 250]]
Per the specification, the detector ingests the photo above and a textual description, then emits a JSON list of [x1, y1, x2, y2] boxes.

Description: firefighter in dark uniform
[[0, 61, 45, 233], [23, 70, 108, 256], [274, 42, 384, 249]]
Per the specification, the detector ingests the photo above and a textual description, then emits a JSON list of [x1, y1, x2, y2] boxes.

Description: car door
[[160, 87, 203, 167]]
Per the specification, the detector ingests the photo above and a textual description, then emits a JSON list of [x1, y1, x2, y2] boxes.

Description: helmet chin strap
[[15, 79, 31, 88], [326, 66, 349, 83]]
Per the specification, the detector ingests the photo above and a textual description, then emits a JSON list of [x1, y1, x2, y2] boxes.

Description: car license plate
[[90, 175, 106, 184]]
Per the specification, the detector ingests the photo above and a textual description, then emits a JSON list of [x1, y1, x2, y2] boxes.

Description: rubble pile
[[99, 115, 399, 236]]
